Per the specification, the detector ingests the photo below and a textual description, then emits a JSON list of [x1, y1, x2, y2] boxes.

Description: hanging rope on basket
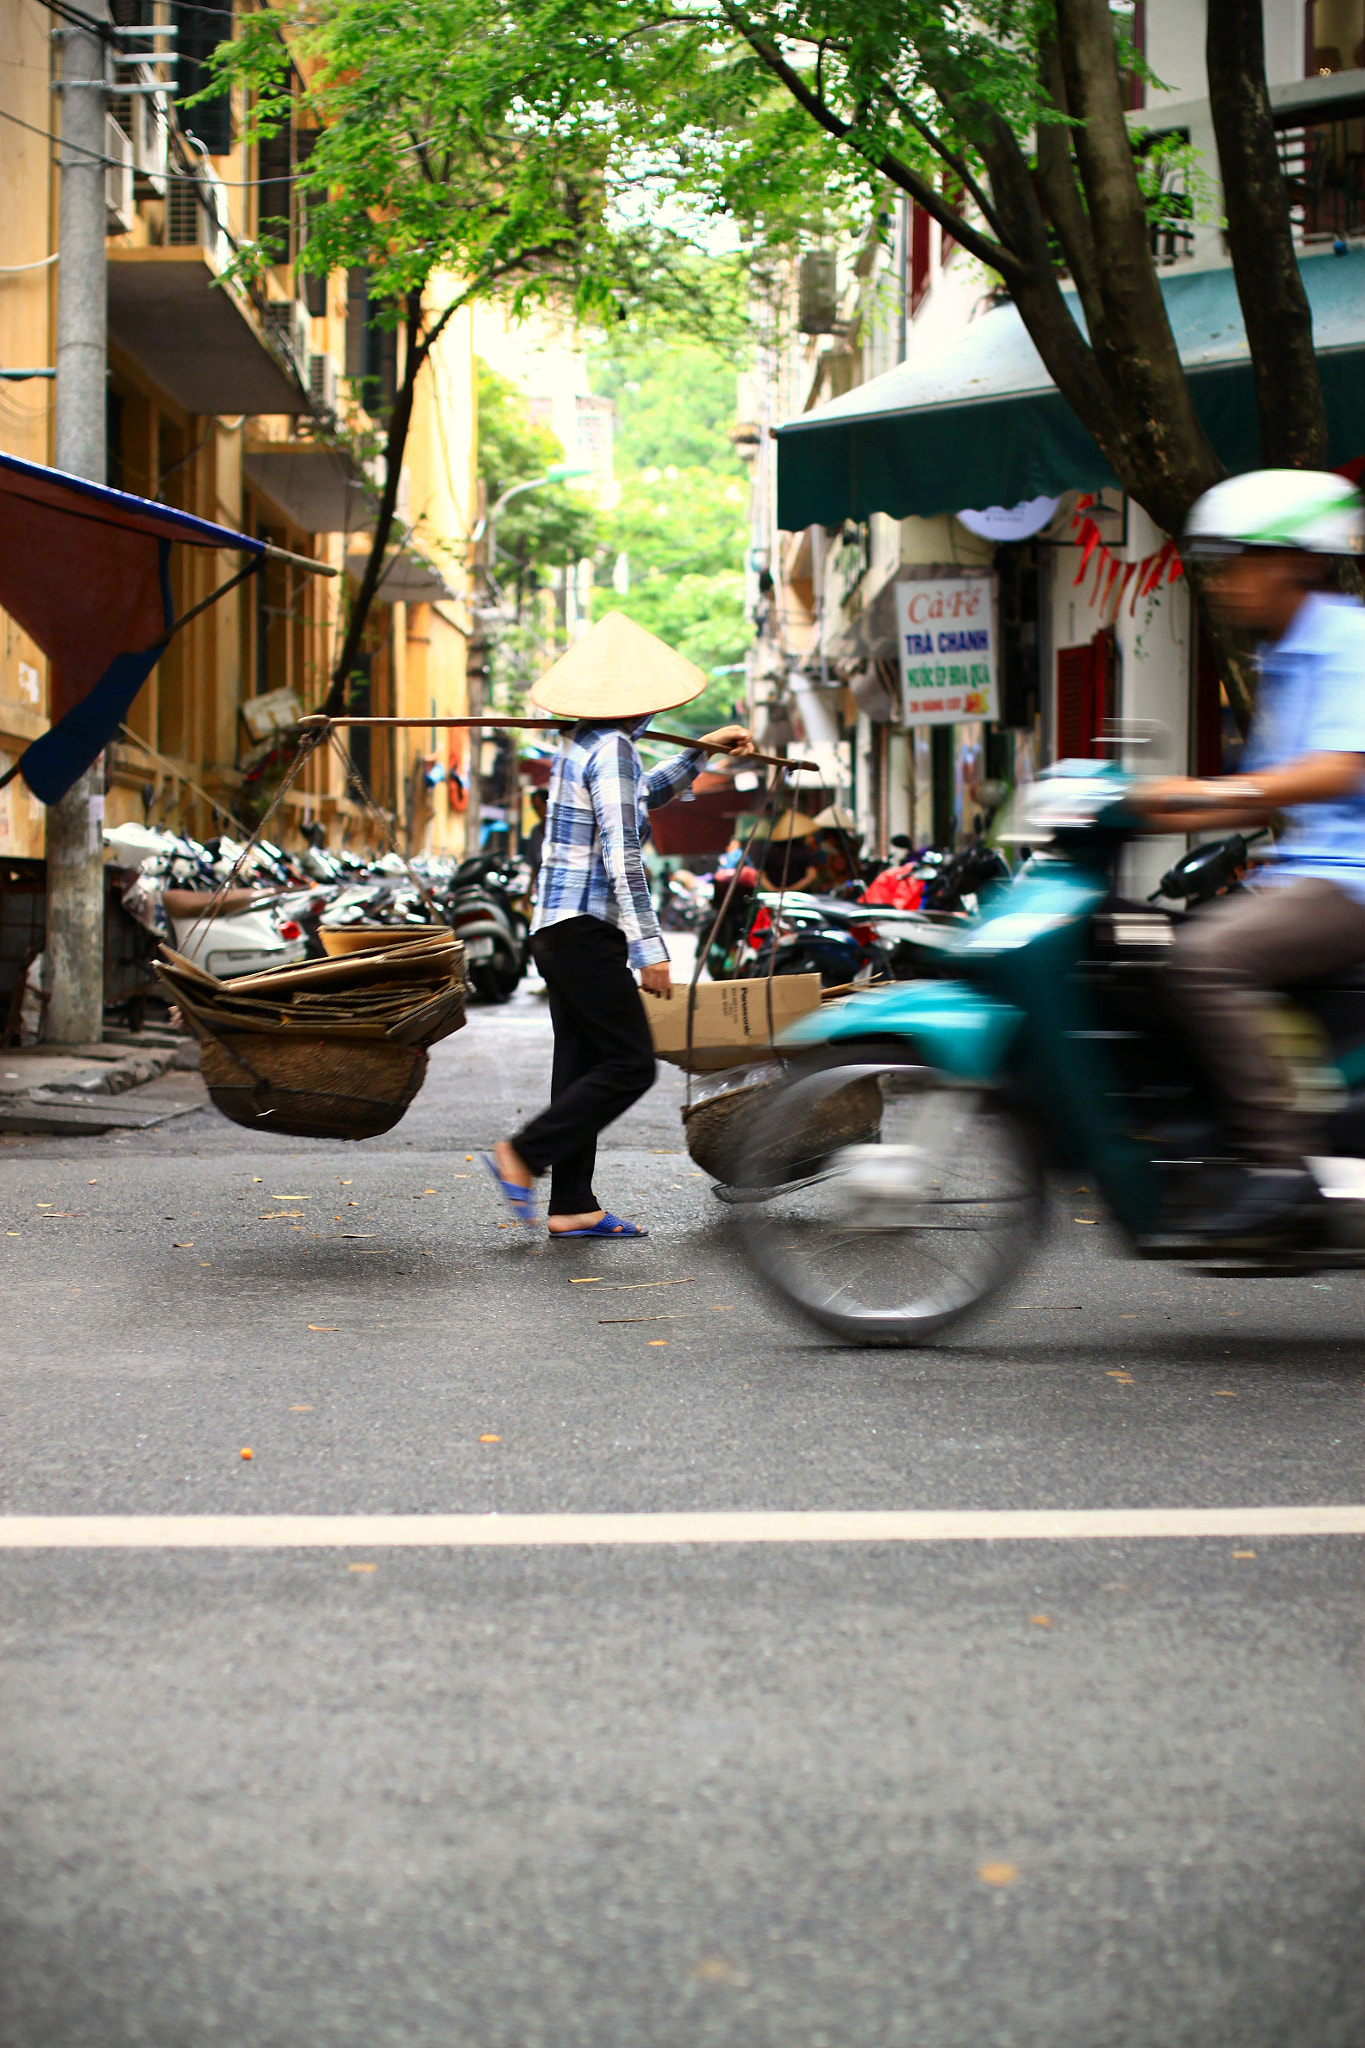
[[683, 764, 790, 1108], [173, 724, 328, 962]]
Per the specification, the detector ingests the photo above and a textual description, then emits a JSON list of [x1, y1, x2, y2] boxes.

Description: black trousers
[[512, 916, 658, 1214]]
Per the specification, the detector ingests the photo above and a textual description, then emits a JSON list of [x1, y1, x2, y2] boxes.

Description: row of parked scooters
[[104, 821, 534, 1005], [659, 823, 1255, 991], [660, 833, 1015, 990]]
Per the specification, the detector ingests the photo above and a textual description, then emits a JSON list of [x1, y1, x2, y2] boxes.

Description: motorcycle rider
[[1141, 469, 1365, 1238]]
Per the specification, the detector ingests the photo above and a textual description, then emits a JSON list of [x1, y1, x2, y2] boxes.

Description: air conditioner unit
[[264, 299, 311, 378], [105, 115, 134, 233], [166, 171, 200, 246], [798, 249, 839, 335], [132, 91, 168, 195], [308, 350, 336, 413]]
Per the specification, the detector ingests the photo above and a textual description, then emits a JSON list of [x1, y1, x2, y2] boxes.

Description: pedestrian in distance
[[482, 611, 754, 1238]]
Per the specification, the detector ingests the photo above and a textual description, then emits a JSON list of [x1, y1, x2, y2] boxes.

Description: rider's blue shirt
[[1245, 590, 1365, 906]]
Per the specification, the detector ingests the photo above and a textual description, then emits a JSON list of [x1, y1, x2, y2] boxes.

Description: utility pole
[[46, 0, 110, 1045]]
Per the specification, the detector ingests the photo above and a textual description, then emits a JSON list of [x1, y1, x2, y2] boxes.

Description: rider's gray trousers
[[1167, 878, 1365, 1165]]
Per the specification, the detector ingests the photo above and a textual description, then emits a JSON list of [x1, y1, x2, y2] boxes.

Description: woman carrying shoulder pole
[[482, 612, 754, 1239]]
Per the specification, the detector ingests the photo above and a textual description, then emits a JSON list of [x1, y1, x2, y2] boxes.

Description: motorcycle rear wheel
[[734, 1045, 1043, 1346], [470, 941, 522, 1003]]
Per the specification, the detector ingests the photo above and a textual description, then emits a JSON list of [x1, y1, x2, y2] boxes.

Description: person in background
[[523, 788, 548, 880], [481, 612, 753, 1239]]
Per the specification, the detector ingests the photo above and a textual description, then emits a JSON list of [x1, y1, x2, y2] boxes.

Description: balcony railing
[[1276, 94, 1365, 243]]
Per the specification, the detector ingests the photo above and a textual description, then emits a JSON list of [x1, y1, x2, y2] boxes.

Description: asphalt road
[[2, 977, 1362, 2048]]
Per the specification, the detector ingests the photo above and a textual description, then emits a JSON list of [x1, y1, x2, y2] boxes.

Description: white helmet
[[1183, 469, 1365, 558]]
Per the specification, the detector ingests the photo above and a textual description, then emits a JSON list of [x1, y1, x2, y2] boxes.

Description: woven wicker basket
[[683, 1072, 883, 1185], [198, 1030, 428, 1141]]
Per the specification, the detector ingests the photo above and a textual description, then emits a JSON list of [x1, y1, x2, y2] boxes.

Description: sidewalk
[[0, 1033, 204, 1135]]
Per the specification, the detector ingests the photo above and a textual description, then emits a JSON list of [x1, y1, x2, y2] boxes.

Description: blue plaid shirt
[[531, 721, 704, 967]]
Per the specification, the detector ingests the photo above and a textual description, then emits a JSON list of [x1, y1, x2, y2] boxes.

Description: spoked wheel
[[733, 1044, 1043, 1346]]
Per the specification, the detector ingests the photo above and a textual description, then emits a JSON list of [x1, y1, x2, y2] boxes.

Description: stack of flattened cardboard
[[155, 932, 468, 1141], [155, 931, 467, 1048]]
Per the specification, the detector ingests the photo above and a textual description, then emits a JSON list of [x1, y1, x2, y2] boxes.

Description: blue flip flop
[[479, 1152, 538, 1229], [549, 1212, 648, 1239]]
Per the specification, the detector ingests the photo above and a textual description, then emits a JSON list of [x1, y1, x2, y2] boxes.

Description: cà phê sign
[[894, 574, 998, 727]]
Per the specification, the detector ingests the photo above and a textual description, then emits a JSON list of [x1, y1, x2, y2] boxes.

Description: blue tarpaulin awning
[[776, 248, 1365, 532]]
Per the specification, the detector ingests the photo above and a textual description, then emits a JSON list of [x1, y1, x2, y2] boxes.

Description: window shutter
[[1056, 645, 1094, 760]]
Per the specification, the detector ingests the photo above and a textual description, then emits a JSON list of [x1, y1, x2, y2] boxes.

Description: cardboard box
[[642, 974, 822, 1072]]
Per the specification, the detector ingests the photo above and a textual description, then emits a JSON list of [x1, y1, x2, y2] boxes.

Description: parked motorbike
[[740, 894, 892, 989], [433, 853, 531, 1002], [729, 761, 1365, 1345]]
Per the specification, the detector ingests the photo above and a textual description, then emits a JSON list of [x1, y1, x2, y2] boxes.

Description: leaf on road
[[1029, 1615, 1052, 1628], [347, 1562, 377, 1573], [173, 1241, 195, 1249], [308, 1325, 337, 1332], [569, 1277, 602, 1284], [1212, 1390, 1238, 1397], [692, 1959, 739, 1983], [649, 1339, 669, 1346], [1232, 1549, 1256, 1559], [590, 1278, 694, 1292], [290, 1405, 313, 1412], [479, 1434, 501, 1443], [1106, 1371, 1134, 1384], [977, 1863, 1018, 1887]]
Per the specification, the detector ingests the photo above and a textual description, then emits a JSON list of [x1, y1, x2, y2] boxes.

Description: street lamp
[[466, 460, 595, 852], [472, 459, 596, 565]]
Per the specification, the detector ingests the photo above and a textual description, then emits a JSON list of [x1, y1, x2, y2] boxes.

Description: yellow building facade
[[0, 0, 478, 865]]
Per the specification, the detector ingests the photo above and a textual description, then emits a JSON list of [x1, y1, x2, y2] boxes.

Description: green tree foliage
[[590, 335, 751, 726], [476, 360, 597, 585], [501, 0, 1325, 721], [199, 0, 716, 716]]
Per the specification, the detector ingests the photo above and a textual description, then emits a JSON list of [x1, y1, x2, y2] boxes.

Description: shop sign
[[895, 574, 998, 727]]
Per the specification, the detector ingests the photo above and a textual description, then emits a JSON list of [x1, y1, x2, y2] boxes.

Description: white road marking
[[0, 1507, 1362, 1549]]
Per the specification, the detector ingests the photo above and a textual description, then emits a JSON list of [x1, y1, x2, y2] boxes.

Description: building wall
[[0, 0, 480, 866], [0, 0, 57, 859]]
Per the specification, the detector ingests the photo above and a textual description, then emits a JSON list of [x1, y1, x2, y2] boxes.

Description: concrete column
[[46, 0, 109, 1045]]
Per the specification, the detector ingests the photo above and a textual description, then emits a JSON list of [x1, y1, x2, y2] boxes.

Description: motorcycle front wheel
[[734, 1045, 1043, 1346]]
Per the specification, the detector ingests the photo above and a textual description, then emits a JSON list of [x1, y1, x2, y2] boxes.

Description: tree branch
[[1206, 0, 1326, 467], [872, 82, 1005, 242], [718, 0, 1025, 281], [1032, 37, 1104, 332]]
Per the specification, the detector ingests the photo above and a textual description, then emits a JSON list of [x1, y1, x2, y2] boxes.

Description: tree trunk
[[1206, 0, 1327, 469], [1050, 0, 1224, 526], [324, 291, 425, 717]]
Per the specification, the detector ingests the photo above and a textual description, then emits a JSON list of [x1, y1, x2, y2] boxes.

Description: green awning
[[776, 249, 1365, 531]]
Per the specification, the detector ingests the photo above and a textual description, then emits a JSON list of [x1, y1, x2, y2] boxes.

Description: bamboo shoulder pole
[[295, 713, 797, 772]]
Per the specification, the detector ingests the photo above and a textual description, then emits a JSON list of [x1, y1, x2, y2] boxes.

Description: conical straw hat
[[768, 808, 820, 842], [529, 611, 707, 719], [814, 805, 859, 833]]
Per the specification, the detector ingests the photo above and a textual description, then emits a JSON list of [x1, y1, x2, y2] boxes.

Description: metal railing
[[1276, 101, 1365, 242]]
